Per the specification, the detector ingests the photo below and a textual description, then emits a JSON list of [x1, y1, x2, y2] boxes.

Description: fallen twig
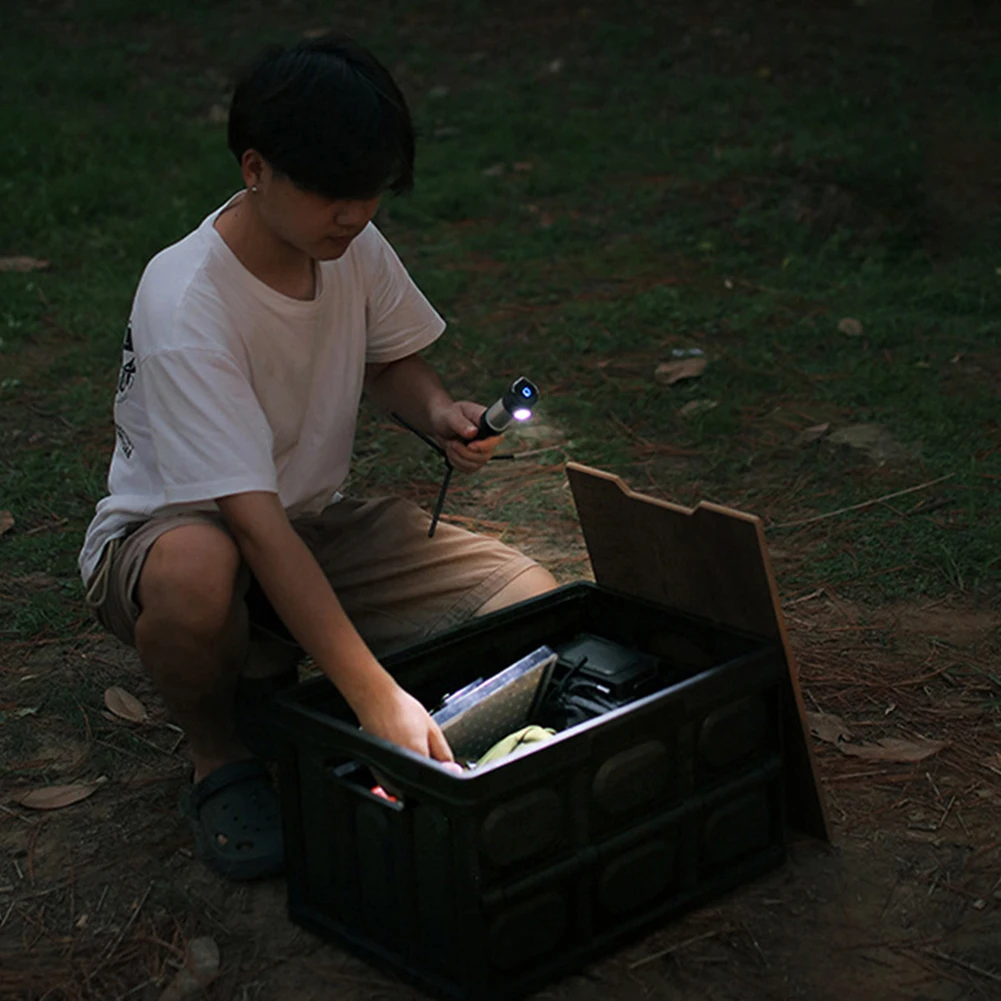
[[922, 948, 1001, 984], [98, 881, 153, 966], [893, 950, 976, 990], [94, 738, 147, 765], [111, 975, 161, 1001], [825, 770, 915, 783], [783, 588, 825, 607], [771, 475, 954, 530], [936, 796, 956, 831], [889, 662, 958, 689], [24, 518, 69, 536], [0, 803, 38, 827], [117, 728, 177, 759], [503, 445, 568, 461], [831, 934, 945, 953], [628, 929, 720, 969], [742, 921, 769, 967]]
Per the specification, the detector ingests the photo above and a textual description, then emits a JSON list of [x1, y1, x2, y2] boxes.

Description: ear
[[240, 149, 268, 192]]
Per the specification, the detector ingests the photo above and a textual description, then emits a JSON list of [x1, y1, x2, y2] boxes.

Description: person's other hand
[[355, 681, 455, 763], [430, 400, 500, 473]]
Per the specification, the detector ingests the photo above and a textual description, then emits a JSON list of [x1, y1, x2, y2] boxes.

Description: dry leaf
[[15, 780, 103, 810], [807, 711, 853, 744], [512, 161, 534, 172], [795, 423, 830, 446], [104, 686, 148, 724], [0, 510, 13, 536], [159, 936, 220, 1001], [482, 163, 505, 177], [828, 424, 914, 463], [655, 356, 707, 385], [0, 256, 50, 273], [186, 937, 220, 979], [679, 399, 718, 418], [838, 737, 947, 763], [837, 317, 864, 337]]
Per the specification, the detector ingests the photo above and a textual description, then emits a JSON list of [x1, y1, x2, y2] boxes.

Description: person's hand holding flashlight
[[394, 377, 538, 537], [429, 400, 501, 473]]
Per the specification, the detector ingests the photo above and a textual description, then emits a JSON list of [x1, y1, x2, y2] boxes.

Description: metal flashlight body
[[473, 377, 539, 441]]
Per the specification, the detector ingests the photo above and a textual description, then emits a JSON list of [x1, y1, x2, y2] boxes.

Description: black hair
[[228, 33, 414, 199]]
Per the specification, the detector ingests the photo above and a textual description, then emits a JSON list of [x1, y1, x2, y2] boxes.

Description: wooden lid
[[566, 462, 829, 840]]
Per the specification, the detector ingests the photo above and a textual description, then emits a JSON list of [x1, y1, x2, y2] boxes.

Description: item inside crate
[[535, 633, 664, 730], [430, 645, 558, 762], [431, 632, 681, 769]]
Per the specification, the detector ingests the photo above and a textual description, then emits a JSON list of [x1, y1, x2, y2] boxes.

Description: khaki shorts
[[84, 496, 538, 661]]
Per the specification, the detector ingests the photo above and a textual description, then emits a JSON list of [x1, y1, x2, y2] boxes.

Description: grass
[[2, 0, 1000, 642]]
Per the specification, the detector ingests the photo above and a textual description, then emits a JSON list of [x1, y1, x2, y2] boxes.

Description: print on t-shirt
[[114, 423, 135, 459], [116, 321, 136, 401]]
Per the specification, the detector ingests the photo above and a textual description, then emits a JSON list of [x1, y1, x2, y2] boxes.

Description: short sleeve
[[363, 226, 446, 363], [143, 348, 278, 504]]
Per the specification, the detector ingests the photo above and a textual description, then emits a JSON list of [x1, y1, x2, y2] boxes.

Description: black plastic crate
[[273, 582, 787, 1001]]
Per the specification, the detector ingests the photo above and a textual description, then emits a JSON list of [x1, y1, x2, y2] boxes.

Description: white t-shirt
[[79, 196, 445, 584]]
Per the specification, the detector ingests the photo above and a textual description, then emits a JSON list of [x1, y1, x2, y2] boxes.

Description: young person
[[80, 34, 557, 880]]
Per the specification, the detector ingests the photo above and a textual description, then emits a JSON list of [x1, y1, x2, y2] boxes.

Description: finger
[[451, 437, 495, 458], [445, 443, 487, 473], [446, 408, 478, 440], [427, 720, 455, 763], [372, 768, 403, 798], [456, 400, 488, 429]]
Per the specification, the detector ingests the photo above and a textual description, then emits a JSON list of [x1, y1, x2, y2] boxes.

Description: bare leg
[[133, 523, 251, 783], [475, 565, 559, 616]]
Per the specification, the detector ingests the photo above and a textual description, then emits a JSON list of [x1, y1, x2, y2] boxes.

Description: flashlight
[[390, 375, 540, 538], [473, 377, 539, 441]]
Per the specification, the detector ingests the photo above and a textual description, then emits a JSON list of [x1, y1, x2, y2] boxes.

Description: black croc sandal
[[178, 759, 285, 880]]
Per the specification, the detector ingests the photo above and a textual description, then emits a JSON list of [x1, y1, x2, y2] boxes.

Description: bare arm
[[365, 353, 500, 472], [216, 490, 453, 762]]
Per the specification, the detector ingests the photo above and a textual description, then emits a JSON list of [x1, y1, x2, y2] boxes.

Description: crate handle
[[328, 760, 408, 811]]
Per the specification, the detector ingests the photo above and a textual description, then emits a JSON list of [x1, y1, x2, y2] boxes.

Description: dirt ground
[[2, 493, 1000, 1001]]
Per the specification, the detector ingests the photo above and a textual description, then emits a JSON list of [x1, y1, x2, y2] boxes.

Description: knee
[[476, 564, 559, 616], [136, 524, 243, 640]]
